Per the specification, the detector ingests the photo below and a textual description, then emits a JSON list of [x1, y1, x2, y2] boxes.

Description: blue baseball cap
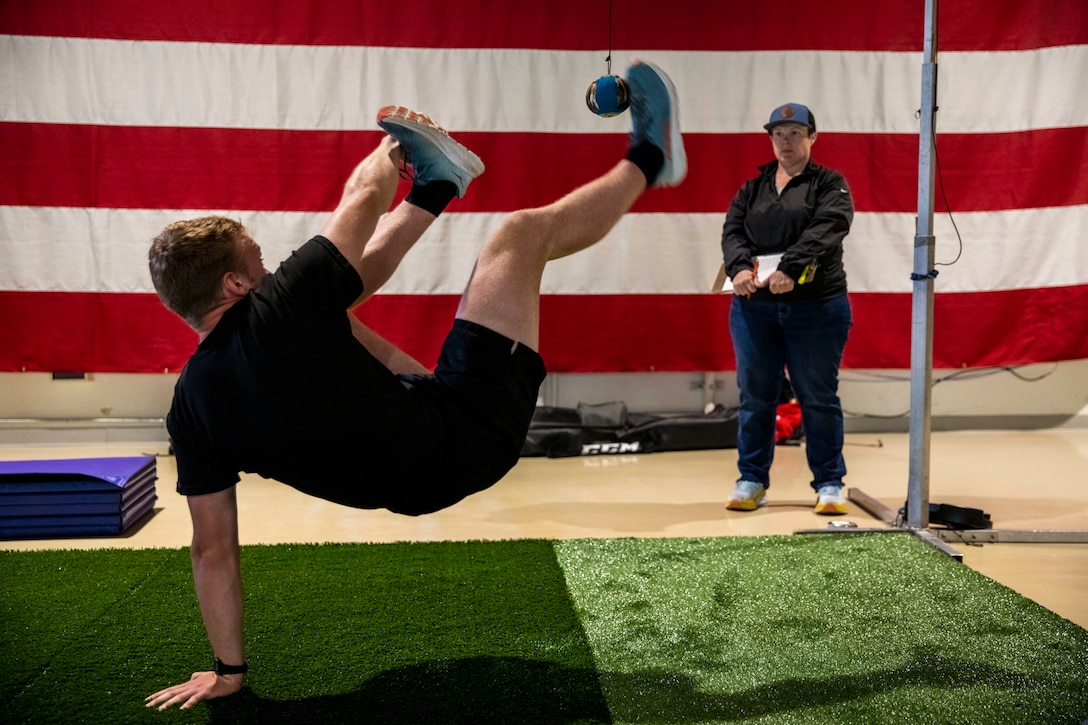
[[764, 103, 817, 133]]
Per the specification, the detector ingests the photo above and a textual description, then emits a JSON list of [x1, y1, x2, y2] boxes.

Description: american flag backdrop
[[2, 0, 1087, 375]]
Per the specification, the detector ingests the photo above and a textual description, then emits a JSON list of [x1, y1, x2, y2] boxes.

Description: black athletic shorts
[[390, 318, 547, 515]]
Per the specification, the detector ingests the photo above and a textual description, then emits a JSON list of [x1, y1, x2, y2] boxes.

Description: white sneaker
[[815, 484, 848, 515], [725, 480, 767, 511]]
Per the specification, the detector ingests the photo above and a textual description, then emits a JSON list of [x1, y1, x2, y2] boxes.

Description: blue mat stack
[[0, 456, 157, 539]]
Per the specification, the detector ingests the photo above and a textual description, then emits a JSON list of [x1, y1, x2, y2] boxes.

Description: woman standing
[[721, 103, 854, 515]]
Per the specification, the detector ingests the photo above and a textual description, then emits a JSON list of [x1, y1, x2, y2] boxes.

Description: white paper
[[719, 253, 783, 292]]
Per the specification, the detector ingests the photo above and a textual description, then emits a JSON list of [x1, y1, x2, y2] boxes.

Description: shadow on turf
[[203, 650, 1057, 724], [206, 655, 613, 724], [597, 653, 1051, 722]]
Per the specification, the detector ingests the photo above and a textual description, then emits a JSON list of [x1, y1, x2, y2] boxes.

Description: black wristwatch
[[213, 657, 249, 676]]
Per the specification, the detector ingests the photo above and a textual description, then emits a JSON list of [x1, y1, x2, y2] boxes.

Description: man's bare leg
[[352, 107, 486, 303], [455, 59, 686, 351], [455, 160, 648, 350], [352, 203, 436, 303], [319, 137, 404, 279], [316, 140, 434, 372], [340, 107, 487, 372]]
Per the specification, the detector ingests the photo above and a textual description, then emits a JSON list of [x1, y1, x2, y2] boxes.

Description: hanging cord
[[916, 106, 964, 268], [932, 123, 963, 267], [605, 0, 614, 75]]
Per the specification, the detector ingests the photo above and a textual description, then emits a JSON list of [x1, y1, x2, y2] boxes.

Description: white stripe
[[4, 36, 1087, 134], [845, 206, 1088, 294], [4, 205, 1087, 295], [937, 45, 1088, 132]]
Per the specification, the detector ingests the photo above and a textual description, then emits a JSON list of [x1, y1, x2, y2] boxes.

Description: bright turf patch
[[555, 533, 1088, 724]]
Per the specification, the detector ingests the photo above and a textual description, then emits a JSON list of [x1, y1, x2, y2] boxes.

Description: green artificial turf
[[556, 533, 1088, 724], [2, 535, 1087, 724], [1, 541, 608, 724]]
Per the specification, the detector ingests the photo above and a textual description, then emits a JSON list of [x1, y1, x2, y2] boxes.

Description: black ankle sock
[[405, 181, 458, 216], [626, 142, 665, 186]]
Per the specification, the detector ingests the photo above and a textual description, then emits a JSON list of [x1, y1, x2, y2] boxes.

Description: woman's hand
[[731, 269, 759, 297], [762, 270, 795, 295]]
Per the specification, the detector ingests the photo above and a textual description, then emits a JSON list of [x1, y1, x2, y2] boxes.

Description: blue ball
[[586, 75, 630, 117]]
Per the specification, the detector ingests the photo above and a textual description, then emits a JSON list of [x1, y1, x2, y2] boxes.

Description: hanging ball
[[586, 75, 630, 117]]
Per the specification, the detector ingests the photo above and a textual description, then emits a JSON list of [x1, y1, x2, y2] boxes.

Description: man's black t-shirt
[[167, 236, 442, 509]]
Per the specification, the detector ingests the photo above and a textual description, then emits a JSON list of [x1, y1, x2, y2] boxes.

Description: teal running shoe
[[625, 60, 687, 187], [376, 105, 484, 198]]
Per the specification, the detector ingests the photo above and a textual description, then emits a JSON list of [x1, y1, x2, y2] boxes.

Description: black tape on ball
[[586, 75, 630, 117]]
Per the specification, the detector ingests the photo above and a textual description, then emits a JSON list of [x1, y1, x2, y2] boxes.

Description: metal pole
[[907, 0, 939, 530]]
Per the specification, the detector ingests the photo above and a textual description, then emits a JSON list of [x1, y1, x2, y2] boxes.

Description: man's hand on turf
[[145, 670, 243, 710]]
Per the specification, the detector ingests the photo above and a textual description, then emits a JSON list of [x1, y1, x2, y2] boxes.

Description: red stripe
[[0, 124, 372, 214], [4, 123, 1087, 214], [355, 288, 1088, 371], [4, 288, 1086, 374], [846, 289, 1088, 370], [0, 291, 196, 374], [3, 0, 1084, 51]]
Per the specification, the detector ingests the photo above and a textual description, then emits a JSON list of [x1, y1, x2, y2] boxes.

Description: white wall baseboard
[[2, 358, 1085, 444]]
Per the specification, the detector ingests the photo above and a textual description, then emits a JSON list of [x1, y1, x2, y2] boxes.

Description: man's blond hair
[[149, 216, 249, 327]]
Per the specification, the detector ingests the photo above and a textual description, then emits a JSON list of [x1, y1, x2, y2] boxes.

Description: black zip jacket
[[721, 159, 853, 301]]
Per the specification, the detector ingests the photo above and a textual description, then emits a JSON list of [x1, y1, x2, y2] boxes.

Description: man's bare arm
[[146, 487, 245, 710], [349, 313, 430, 375]]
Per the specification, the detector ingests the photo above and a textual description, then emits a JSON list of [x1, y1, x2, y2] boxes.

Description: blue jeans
[[729, 294, 852, 491]]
